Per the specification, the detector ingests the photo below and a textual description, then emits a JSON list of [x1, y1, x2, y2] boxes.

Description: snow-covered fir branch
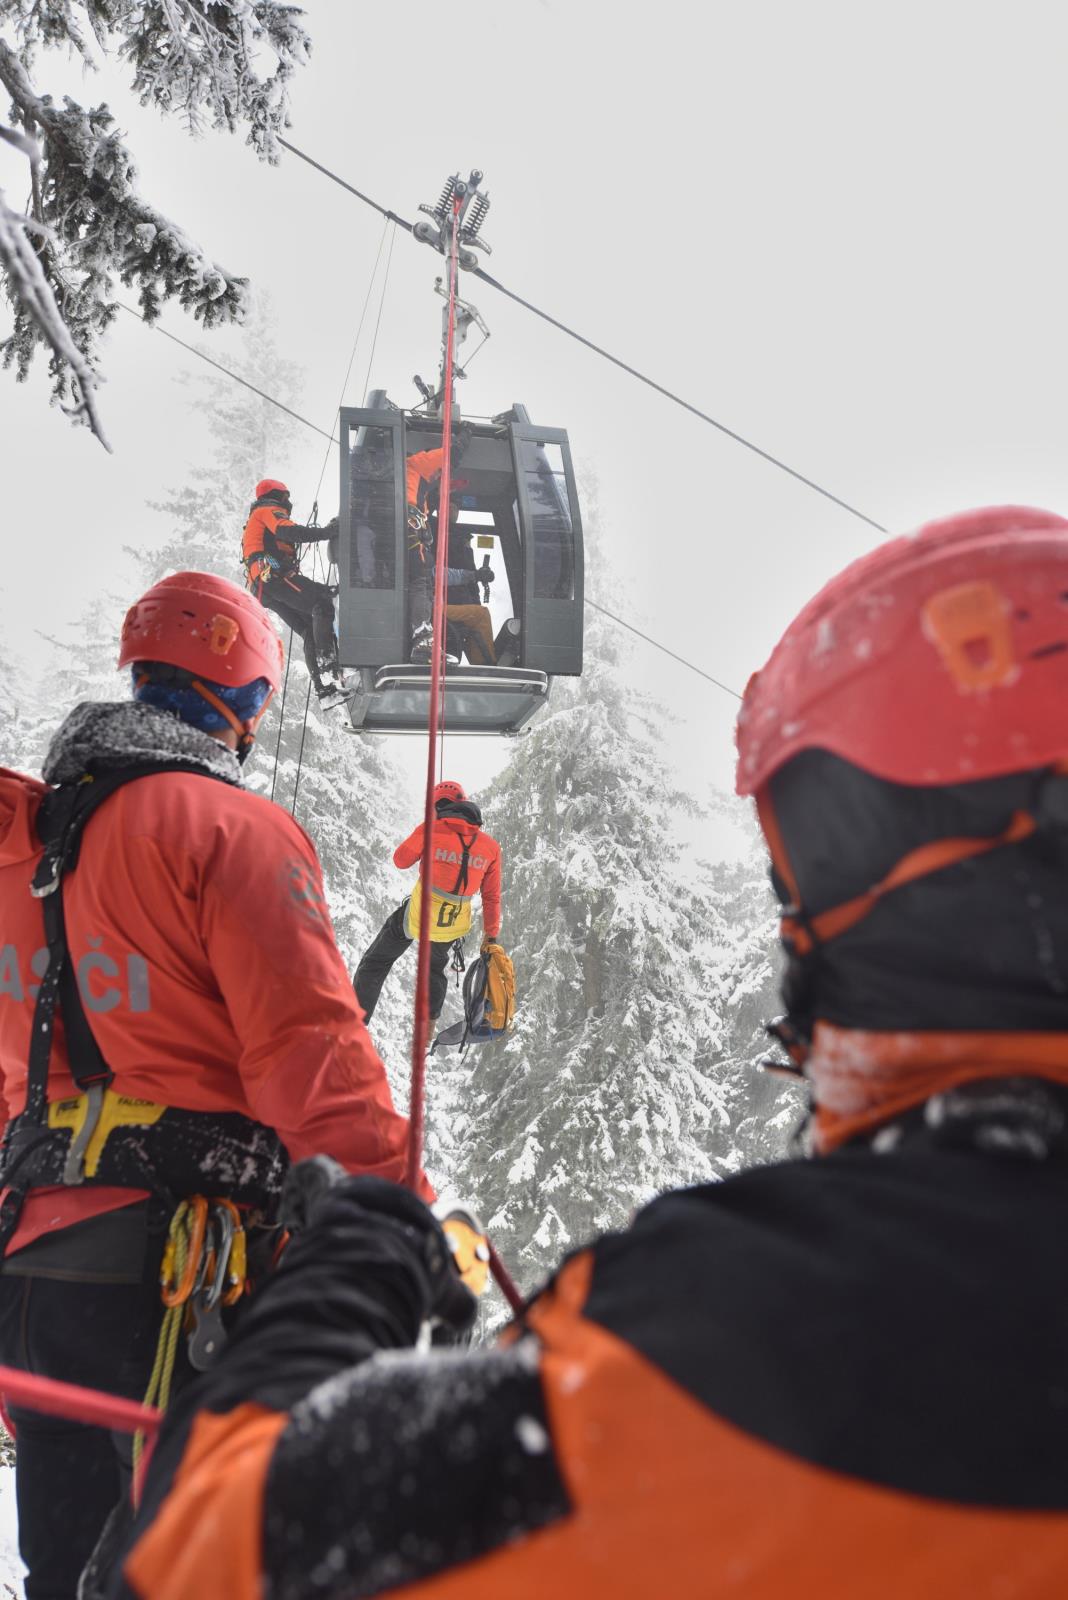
[[0, 126, 108, 443], [0, 3, 311, 438]]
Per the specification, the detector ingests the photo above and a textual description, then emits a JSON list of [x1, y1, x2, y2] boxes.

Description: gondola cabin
[[336, 395, 584, 735]]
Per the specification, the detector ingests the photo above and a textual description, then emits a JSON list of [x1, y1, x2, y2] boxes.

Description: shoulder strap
[[449, 829, 478, 898], [24, 763, 232, 1130]]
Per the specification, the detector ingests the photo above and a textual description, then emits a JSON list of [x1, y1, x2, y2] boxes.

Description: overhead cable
[[122, 295, 744, 703], [586, 599, 742, 699], [277, 140, 887, 535], [118, 303, 337, 444]]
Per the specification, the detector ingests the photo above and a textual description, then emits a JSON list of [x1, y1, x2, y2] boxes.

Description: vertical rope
[[405, 194, 463, 1190], [269, 629, 295, 804], [360, 223, 397, 405]]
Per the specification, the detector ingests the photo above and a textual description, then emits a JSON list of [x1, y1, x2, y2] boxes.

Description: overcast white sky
[[2, 0, 1066, 805]]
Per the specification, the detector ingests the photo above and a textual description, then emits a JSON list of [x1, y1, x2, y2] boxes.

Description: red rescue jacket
[[394, 808, 501, 940], [0, 760, 432, 1216]]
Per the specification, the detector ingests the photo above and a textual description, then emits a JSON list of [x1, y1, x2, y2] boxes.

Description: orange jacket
[[0, 766, 432, 1201], [117, 1144, 1068, 1599], [394, 811, 501, 938], [242, 504, 299, 572], [405, 448, 444, 510]]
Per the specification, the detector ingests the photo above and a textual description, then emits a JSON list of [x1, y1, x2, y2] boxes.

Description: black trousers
[[0, 1204, 174, 1600], [354, 901, 452, 1025], [261, 572, 337, 686], [409, 567, 434, 645]]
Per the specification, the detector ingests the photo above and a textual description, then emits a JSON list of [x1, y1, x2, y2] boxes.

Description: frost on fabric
[[42, 701, 242, 787], [265, 1339, 568, 1599]]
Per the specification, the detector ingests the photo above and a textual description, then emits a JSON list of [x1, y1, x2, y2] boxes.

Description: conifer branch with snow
[[0, 125, 108, 444], [0, 3, 311, 441]]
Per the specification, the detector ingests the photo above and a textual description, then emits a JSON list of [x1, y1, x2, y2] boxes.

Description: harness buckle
[[61, 1081, 106, 1185], [30, 856, 62, 899]]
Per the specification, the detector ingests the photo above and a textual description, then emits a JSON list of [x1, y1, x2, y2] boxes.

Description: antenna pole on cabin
[[413, 170, 493, 415]]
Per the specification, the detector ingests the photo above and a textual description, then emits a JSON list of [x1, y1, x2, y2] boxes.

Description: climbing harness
[[133, 1196, 250, 1479], [0, 764, 287, 1254]]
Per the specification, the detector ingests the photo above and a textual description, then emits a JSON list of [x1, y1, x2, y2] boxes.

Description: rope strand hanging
[[405, 189, 463, 1194]]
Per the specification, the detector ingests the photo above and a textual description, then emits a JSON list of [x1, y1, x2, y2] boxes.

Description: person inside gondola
[[444, 519, 496, 667], [405, 431, 477, 664]]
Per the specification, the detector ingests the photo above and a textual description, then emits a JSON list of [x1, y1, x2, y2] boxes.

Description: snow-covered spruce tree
[[141, 307, 309, 587], [0, 602, 55, 776], [440, 606, 779, 1291], [695, 801, 806, 1167], [0, 3, 311, 443], [26, 586, 132, 773]]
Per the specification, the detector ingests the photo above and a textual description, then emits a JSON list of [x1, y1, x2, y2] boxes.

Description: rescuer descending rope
[[353, 780, 502, 1030]]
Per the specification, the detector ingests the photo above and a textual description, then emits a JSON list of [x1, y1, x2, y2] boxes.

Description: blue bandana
[[132, 669, 272, 733]]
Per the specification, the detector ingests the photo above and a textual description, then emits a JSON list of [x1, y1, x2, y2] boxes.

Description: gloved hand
[[279, 1159, 476, 1335], [433, 1198, 491, 1298], [279, 1153, 347, 1233], [478, 564, 496, 586]]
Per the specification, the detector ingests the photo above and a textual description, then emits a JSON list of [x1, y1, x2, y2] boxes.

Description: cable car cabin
[[336, 396, 583, 736]]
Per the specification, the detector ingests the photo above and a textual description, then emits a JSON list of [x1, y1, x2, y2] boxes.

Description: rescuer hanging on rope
[[0, 572, 431, 1600], [109, 506, 1068, 1600], [354, 780, 502, 1029], [241, 478, 344, 698]]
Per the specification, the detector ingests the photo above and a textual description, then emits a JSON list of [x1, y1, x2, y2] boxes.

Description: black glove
[[279, 1153, 347, 1233], [279, 1160, 476, 1335]]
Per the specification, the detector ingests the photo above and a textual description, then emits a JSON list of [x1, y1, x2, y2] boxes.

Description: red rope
[[0, 1364, 161, 1437], [405, 193, 463, 1189], [488, 1240, 523, 1314], [402, 192, 524, 1317]]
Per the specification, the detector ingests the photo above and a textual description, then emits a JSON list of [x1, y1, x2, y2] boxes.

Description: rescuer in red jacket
[[0, 572, 430, 1600], [354, 780, 502, 1028], [241, 478, 342, 697], [109, 507, 1068, 1598]]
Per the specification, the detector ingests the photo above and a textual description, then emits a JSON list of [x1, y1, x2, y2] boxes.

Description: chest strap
[[1, 763, 234, 1233]]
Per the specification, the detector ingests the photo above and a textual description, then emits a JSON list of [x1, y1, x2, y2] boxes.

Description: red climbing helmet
[[255, 478, 290, 502], [434, 780, 467, 806], [119, 572, 284, 693], [736, 505, 1068, 796]]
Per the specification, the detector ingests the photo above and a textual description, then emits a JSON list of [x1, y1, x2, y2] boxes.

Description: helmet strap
[[191, 678, 274, 766]]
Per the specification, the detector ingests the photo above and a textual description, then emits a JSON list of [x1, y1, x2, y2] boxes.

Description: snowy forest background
[[0, 315, 803, 1314]]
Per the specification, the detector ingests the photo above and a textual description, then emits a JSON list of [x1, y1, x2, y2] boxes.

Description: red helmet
[[433, 780, 467, 806], [736, 506, 1068, 796], [255, 478, 289, 501], [119, 572, 284, 693]]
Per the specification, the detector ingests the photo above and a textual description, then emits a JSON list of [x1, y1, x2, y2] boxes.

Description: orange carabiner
[[160, 1197, 209, 1308]]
